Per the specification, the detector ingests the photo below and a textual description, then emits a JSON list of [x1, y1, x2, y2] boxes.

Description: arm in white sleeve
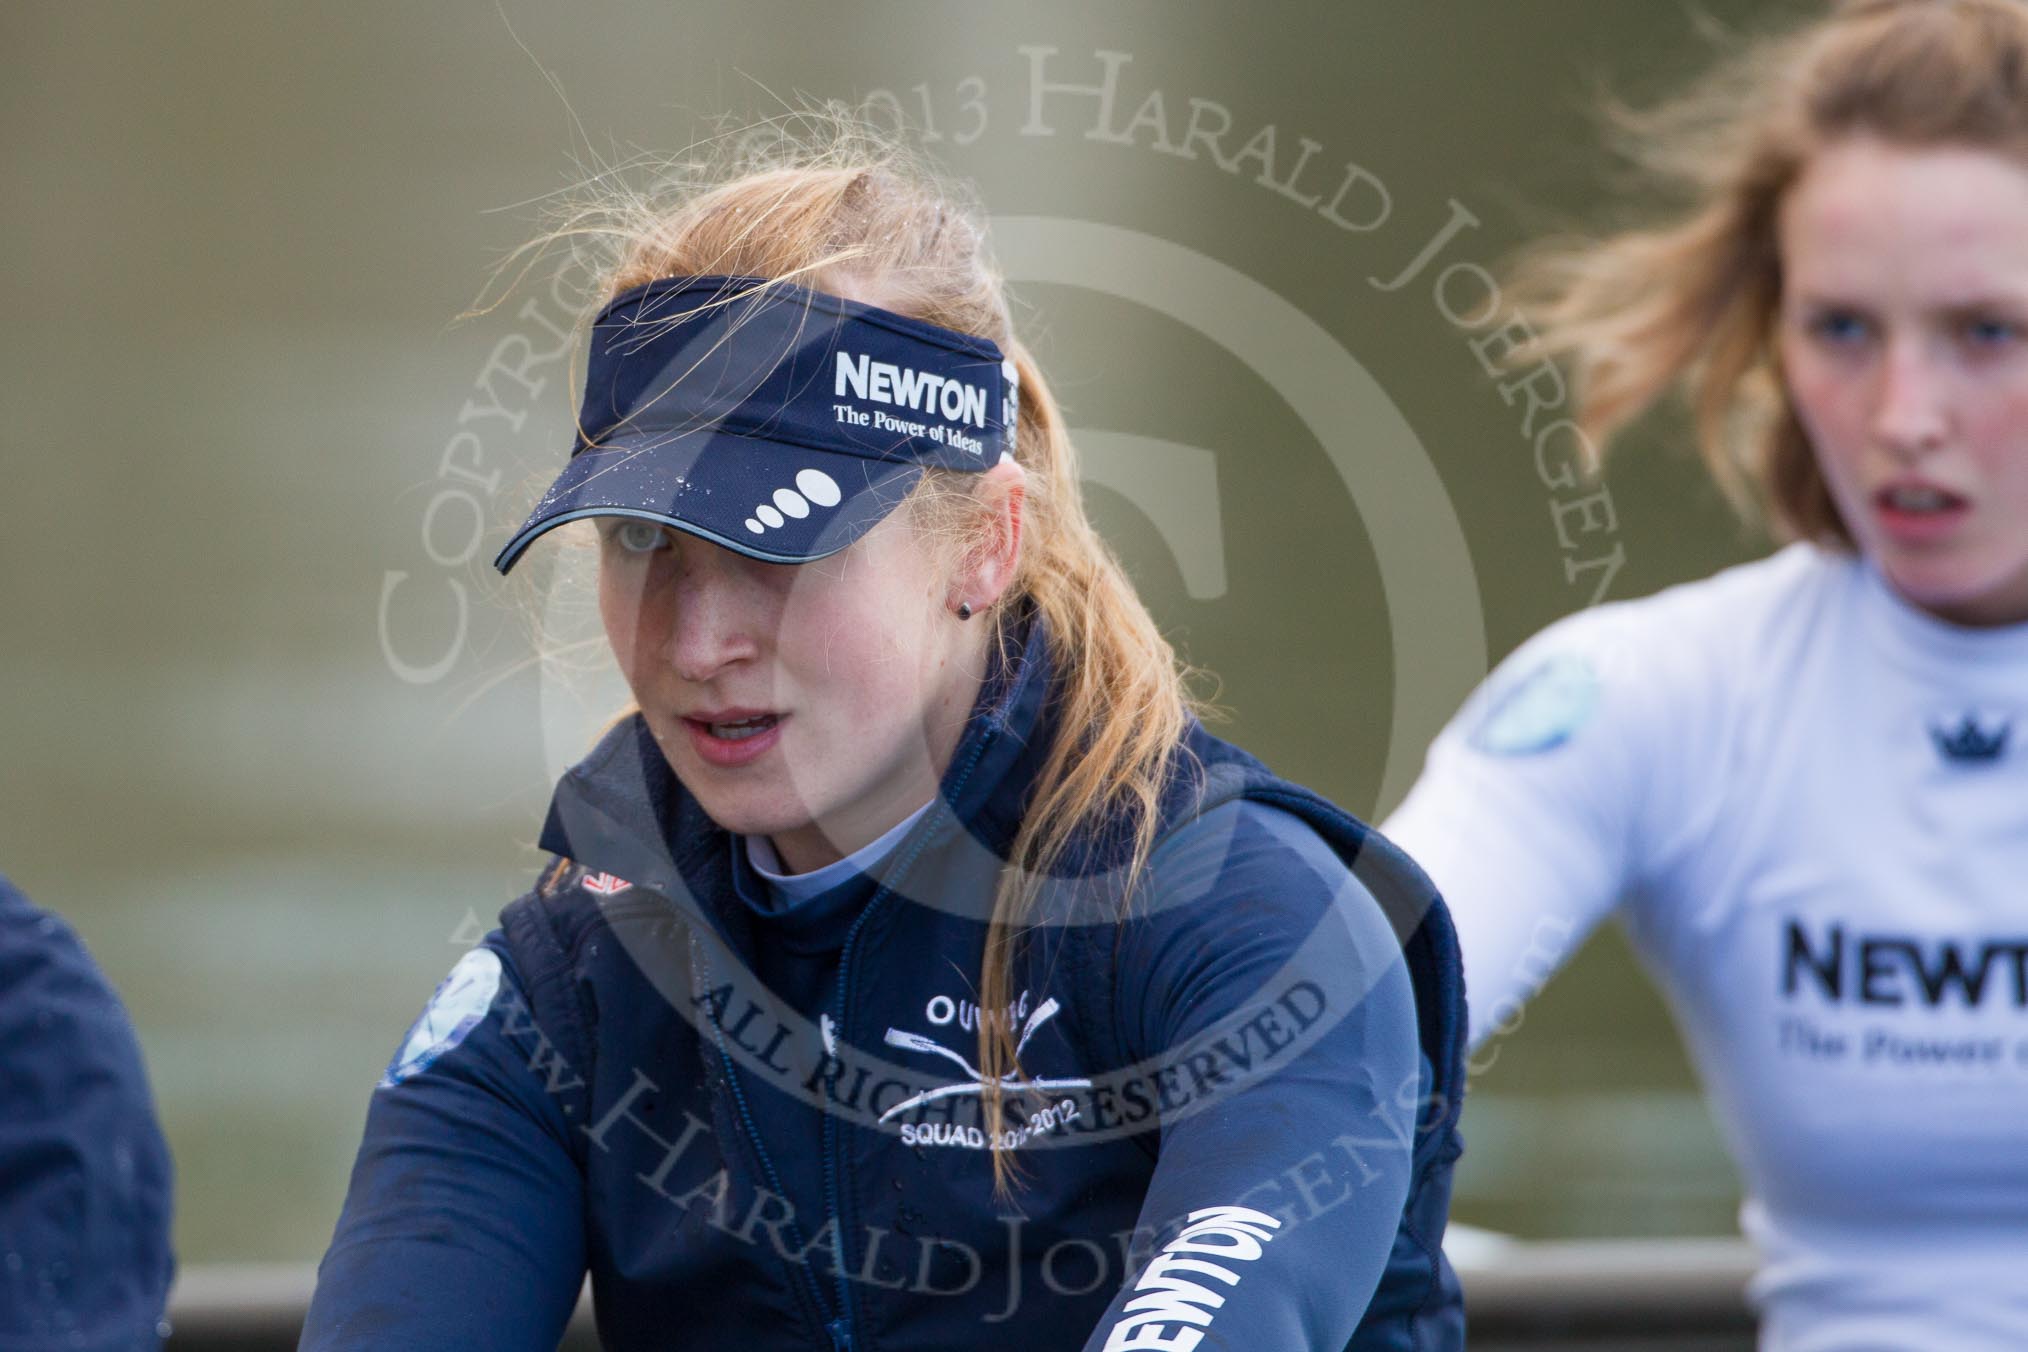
[[1382, 604, 1690, 1050]]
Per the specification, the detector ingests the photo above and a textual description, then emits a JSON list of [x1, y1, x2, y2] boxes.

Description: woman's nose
[[1871, 343, 1949, 459], [660, 554, 763, 684]]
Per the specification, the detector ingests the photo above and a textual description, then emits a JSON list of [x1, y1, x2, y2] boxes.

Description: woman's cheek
[[1782, 350, 1834, 444], [1969, 389, 2028, 480], [597, 578, 654, 687], [1787, 367, 1867, 507]]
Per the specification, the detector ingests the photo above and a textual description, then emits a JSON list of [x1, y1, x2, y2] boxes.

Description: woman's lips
[[1872, 482, 1970, 547], [681, 711, 785, 768]]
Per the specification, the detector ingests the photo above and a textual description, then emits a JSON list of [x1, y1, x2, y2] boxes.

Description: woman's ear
[[956, 457, 1025, 613]]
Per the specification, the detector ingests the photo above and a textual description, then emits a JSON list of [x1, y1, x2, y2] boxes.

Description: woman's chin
[[1879, 556, 2028, 628], [686, 789, 815, 842]]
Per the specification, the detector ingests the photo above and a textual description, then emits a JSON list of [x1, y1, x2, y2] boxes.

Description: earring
[[956, 601, 974, 621]]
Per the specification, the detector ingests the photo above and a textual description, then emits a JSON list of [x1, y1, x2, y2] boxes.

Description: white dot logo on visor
[[745, 468, 843, 535]]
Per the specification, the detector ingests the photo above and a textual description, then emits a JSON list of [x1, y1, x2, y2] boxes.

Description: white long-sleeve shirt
[[1386, 541, 2028, 1350]]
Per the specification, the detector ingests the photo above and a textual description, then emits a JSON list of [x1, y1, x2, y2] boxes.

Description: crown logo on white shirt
[[1928, 713, 2011, 764]]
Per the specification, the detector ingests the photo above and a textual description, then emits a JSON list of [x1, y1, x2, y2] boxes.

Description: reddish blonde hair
[[1508, 0, 2028, 543]]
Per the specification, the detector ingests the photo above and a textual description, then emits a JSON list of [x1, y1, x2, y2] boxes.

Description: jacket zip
[[696, 944, 839, 1342], [821, 882, 894, 1346], [820, 741, 990, 1348]]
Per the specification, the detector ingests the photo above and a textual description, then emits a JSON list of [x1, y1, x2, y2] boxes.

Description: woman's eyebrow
[[1930, 294, 2028, 319], [1782, 289, 1871, 313]]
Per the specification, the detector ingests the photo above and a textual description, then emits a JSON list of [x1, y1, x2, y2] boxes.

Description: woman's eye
[[608, 520, 668, 555], [1962, 315, 2021, 349], [1806, 309, 1871, 346]]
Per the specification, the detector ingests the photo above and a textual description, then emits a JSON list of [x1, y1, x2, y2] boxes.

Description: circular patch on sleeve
[[1467, 652, 1601, 755], [378, 947, 504, 1088]]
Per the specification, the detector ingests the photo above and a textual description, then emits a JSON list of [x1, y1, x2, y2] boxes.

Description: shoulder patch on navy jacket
[[379, 947, 503, 1088]]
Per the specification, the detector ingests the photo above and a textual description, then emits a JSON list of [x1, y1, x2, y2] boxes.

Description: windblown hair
[[1507, 0, 2028, 544], [486, 111, 1199, 1190]]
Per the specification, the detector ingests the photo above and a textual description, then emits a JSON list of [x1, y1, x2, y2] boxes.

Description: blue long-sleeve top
[[0, 875, 174, 1352], [303, 615, 1465, 1351]]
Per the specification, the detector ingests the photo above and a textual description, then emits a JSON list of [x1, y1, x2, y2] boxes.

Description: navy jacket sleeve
[[301, 936, 587, 1351], [0, 876, 174, 1352], [1079, 802, 1421, 1352]]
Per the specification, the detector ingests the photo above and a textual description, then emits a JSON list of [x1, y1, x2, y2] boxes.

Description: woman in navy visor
[[304, 124, 1467, 1352]]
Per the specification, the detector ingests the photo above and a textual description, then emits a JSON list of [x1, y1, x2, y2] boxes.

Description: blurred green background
[[0, 1, 1801, 1264]]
